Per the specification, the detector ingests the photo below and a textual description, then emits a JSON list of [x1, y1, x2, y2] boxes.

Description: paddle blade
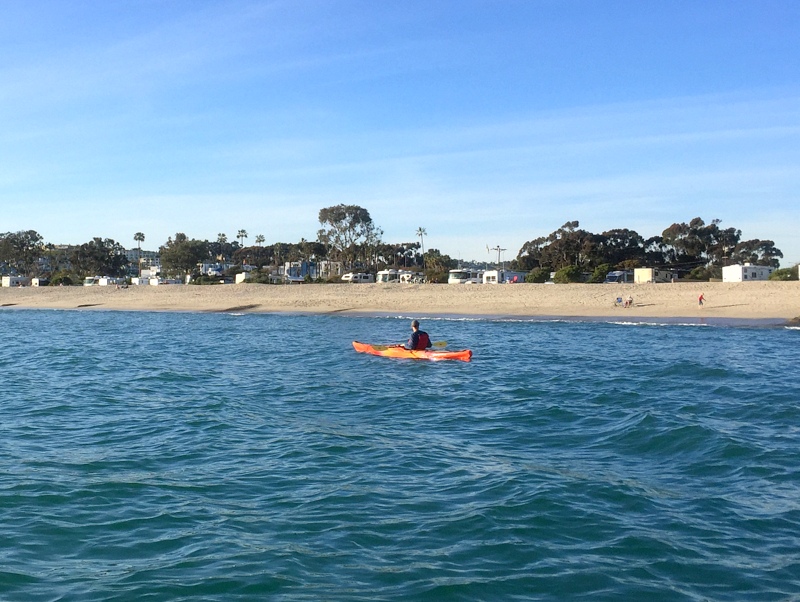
[[432, 341, 447, 347]]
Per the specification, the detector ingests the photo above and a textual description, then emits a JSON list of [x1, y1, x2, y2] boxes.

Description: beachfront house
[[283, 260, 320, 282], [317, 261, 343, 279], [200, 261, 234, 277], [722, 263, 774, 282]]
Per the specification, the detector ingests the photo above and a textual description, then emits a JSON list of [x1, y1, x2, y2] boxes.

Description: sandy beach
[[1, 281, 798, 323]]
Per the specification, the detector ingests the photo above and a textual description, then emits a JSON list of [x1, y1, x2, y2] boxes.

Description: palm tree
[[215, 233, 228, 263], [134, 232, 145, 277], [416, 227, 427, 269], [237, 229, 248, 248], [255, 234, 265, 247]]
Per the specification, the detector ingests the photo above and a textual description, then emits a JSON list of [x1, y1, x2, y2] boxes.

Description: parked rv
[[377, 269, 420, 283], [1, 276, 31, 287], [399, 271, 424, 283], [376, 269, 400, 283], [448, 268, 484, 284], [83, 276, 126, 287], [634, 268, 677, 283], [341, 272, 375, 284], [603, 270, 634, 284]]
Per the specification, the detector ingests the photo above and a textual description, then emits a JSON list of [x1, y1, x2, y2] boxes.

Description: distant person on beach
[[624, 295, 633, 308], [406, 319, 432, 350], [699, 293, 705, 306]]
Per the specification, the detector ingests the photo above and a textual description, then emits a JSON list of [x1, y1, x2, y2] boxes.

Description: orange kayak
[[352, 341, 472, 362]]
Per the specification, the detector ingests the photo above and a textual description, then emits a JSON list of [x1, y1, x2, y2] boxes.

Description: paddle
[[371, 341, 447, 351]]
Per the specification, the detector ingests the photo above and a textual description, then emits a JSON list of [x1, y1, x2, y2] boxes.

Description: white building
[[722, 263, 774, 282], [483, 269, 527, 284]]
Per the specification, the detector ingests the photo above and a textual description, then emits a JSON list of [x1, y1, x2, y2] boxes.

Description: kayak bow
[[352, 341, 472, 362]]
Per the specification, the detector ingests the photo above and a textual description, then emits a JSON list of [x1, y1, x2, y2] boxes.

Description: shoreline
[[1, 281, 798, 324]]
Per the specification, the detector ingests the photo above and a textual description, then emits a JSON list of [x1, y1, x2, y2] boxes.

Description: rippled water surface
[[1, 309, 799, 601]]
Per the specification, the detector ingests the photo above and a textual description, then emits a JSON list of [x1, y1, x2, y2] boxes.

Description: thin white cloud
[[2, 3, 799, 264]]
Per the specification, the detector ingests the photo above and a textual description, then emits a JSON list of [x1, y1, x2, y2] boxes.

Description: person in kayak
[[406, 319, 432, 350]]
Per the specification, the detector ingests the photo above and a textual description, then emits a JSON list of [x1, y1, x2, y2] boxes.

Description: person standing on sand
[[699, 293, 705, 306], [406, 319, 432, 350]]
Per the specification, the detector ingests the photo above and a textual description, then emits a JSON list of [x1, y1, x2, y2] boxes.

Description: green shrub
[[424, 269, 447, 283], [190, 275, 224, 285], [687, 266, 721, 281], [247, 272, 274, 284], [769, 267, 797, 281], [525, 267, 550, 283], [50, 271, 74, 286], [589, 263, 612, 283], [553, 265, 584, 284]]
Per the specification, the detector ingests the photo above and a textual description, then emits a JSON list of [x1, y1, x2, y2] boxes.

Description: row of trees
[[2, 212, 786, 284], [157, 205, 455, 281], [0, 204, 456, 282], [0, 234, 133, 284], [513, 218, 783, 280]]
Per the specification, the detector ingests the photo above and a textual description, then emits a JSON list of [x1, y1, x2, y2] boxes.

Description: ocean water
[[1, 309, 798, 601]]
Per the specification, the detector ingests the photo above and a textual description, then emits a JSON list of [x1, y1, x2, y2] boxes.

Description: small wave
[[2, 309, 799, 600], [608, 320, 711, 327]]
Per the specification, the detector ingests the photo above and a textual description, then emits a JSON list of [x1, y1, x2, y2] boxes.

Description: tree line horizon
[[0, 205, 789, 284]]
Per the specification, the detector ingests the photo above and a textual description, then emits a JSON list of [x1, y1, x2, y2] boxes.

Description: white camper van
[[603, 270, 634, 284], [634, 268, 677, 283], [341, 272, 375, 284], [448, 268, 484, 284], [375, 269, 400, 283]]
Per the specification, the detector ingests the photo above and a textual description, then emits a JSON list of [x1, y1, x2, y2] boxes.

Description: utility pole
[[488, 245, 507, 270]]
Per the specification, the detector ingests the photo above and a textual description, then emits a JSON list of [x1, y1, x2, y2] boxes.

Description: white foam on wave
[[358, 313, 783, 329], [608, 320, 710, 328]]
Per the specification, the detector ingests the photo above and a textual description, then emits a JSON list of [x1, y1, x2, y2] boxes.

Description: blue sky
[[2, 0, 799, 266]]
